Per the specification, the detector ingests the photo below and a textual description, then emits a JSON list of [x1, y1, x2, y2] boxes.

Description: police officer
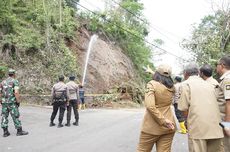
[[200, 64, 219, 87], [0, 69, 28, 137], [65, 75, 79, 126], [50, 75, 68, 128], [216, 55, 230, 151], [178, 63, 224, 152]]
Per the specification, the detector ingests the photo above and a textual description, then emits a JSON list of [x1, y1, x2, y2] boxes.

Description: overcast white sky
[[79, 0, 225, 74], [142, 0, 229, 74], [141, 0, 215, 74]]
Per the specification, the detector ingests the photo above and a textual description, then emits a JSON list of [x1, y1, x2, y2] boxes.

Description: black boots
[[16, 127, 29, 136], [73, 121, 79, 126], [3, 127, 28, 137], [49, 122, 56, 127], [57, 123, 63, 128], [65, 121, 70, 127], [3, 128, 10, 137]]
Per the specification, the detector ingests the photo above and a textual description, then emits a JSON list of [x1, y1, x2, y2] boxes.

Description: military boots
[[16, 127, 29, 136], [3, 127, 10, 137]]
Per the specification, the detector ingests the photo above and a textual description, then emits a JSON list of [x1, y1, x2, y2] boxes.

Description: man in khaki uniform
[[200, 64, 219, 87], [216, 55, 230, 151], [178, 63, 224, 152], [137, 64, 176, 152]]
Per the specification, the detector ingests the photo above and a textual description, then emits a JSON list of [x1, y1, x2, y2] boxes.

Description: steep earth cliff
[[69, 28, 138, 94]]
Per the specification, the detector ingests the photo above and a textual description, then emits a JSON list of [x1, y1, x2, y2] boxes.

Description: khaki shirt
[[173, 82, 181, 104], [216, 71, 230, 120], [66, 81, 79, 100], [141, 80, 176, 135], [178, 76, 223, 139], [51, 82, 68, 101], [206, 77, 219, 87]]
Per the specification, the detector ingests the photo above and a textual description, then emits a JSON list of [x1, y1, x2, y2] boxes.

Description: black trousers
[[50, 101, 66, 123], [173, 103, 185, 122], [66, 100, 79, 123]]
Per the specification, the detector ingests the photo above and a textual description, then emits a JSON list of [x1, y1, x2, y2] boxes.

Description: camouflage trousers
[[1, 102, 22, 129]]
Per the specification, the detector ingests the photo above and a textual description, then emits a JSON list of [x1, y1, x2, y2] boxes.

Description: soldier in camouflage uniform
[[0, 69, 28, 137]]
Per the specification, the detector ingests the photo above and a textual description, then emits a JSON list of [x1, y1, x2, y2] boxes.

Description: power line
[[109, 0, 182, 44], [108, 0, 200, 62], [81, 0, 103, 12], [75, 2, 190, 62], [81, 0, 187, 57], [109, 0, 204, 62], [76, 2, 190, 62]]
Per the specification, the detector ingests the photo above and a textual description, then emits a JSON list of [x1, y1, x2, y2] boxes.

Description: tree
[[182, 2, 230, 64]]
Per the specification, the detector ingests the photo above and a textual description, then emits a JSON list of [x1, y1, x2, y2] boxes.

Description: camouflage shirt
[[0, 77, 19, 103]]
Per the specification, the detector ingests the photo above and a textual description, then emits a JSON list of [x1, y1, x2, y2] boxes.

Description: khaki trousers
[[224, 135, 230, 152], [137, 131, 175, 152], [188, 138, 224, 152]]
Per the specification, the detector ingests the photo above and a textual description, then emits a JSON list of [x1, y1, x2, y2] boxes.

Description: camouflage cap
[[156, 64, 172, 77], [8, 69, 16, 74]]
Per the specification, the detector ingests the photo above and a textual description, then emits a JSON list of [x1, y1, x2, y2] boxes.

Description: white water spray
[[82, 34, 98, 86]]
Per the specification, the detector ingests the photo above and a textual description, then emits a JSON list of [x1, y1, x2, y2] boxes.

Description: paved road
[[0, 106, 188, 152]]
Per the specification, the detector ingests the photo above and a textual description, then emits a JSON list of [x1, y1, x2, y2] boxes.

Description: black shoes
[[65, 122, 71, 127], [57, 123, 64, 128], [73, 122, 79, 126], [3, 128, 10, 137], [51, 122, 78, 127], [16, 128, 29, 136], [49, 122, 56, 127]]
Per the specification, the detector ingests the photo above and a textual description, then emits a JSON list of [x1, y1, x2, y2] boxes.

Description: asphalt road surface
[[0, 106, 188, 152]]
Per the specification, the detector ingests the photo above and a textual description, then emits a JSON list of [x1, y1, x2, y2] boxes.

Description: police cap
[[69, 75, 75, 80]]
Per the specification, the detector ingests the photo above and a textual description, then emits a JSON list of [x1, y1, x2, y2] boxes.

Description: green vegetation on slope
[[0, 0, 79, 83], [0, 0, 156, 94]]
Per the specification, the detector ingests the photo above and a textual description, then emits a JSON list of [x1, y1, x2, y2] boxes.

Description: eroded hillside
[[68, 28, 139, 94]]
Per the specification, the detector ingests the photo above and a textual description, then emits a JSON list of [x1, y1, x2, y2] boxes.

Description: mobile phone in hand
[[219, 122, 230, 128]]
